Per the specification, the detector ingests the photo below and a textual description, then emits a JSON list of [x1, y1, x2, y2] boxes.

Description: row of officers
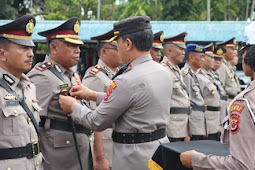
[[0, 14, 244, 170]]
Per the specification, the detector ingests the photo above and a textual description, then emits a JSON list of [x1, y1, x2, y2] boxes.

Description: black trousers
[[204, 132, 221, 141], [168, 137, 185, 142], [191, 135, 204, 141]]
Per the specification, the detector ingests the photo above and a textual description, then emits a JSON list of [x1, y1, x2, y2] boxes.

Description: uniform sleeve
[[72, 77, 131, 132], [192, 99, 255, 170], [82, 75, 105, 110], [28, 71, 53, 116]]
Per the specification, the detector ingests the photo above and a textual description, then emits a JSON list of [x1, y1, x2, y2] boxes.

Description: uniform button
[[7, 168, 11, 170], [231, 79, 235, 82], [174, 117, 177, 119], [13, 110, 18, 114], [66, 140, 71, 145], [32, 139, 35, 143], [72, 83, 76, 86], [89, 137, 93, 142], [195, 92, 199, 96], [28, 118, 31, 122], [36, 162, 40, 166], [24, 96, 27, 99], [211, 91, 215, 95]]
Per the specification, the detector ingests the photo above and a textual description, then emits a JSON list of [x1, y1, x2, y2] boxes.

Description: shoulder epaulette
[[89, 65, 102, 75], [196, 69, 201, 74], [161, 61, 168, 67], [183, 68, 189, 75], [35, 62, 53, 71]]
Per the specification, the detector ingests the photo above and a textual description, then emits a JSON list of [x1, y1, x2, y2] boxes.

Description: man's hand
[[94, 156, 110, 170], [59, 95, 78, 113], [69, 85, 97, 101], [180, 150, 195, 168]]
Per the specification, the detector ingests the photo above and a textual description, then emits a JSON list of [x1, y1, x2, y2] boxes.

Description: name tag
[[59, 83, 68, 90], [6, 100, 19, 106]]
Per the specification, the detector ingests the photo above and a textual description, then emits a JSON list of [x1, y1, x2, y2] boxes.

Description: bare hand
[[184, 136, 190, 141], [180, 150, 195, 168], [69, 85, 97, 101], [59, 95, 78, 113], [94, 156, 110, 170]]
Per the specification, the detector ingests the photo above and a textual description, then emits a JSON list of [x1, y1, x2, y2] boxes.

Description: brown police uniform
[[27, 18, 92, 170], [0, 15, 43, 170], [71, 16, 172, 170], [161, 32, 190, 141], [192, 80, 255, 170]]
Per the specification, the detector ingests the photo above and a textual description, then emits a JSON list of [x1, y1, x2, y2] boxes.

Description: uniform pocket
[[170, 114, 186, 121], [53, 132, 75, 148], [2, 105, 27, 135]]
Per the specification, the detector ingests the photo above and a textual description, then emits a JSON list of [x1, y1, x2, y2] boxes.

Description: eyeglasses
[[104, 47, 118, 51]]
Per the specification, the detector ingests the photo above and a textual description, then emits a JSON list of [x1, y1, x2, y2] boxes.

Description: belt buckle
[[204, 105, 207, 112], [226, 95, 229, 100], [189, 106, 192, 115], [32, 142, 40, 157]]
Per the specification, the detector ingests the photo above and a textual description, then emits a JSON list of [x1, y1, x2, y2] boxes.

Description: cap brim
[[8, 38, 35, 47], [63, 37, 84, 45], [206, 53, 214, 57], [175, 44, 186, 49], [152, 45, 163, 49], [214, 56, 223, 60], [110, 41, 118, 46]]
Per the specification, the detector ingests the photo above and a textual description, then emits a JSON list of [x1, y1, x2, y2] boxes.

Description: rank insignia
[[36, 62, 53, 71], [127, 64, 132, 71], [230, 113, 240, 135], [103, 81, 117, 101], [74, 72, 81, 85], [89, 65, 102, 75], [161, 61, 168, 67], [3, 74, 15, 85], [230, 104, 244, 114], [183, 68, 189, 75], [54, 64, 62, 73], [59, 83, 68, 90]]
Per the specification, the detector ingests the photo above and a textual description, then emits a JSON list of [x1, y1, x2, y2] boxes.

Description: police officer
[[211, 47, 228, 123], [161, 32, 190, 142], [0, 15, 43, 169], [181, 44, 206, 141], [216, 38, 240, 106], [59, 16, 172, 170], [150, 31, 164, 62], [229, 49, 241, 92], [27, 18, 93, 170], [82, 29, 122, 169], [180, 23, 255, 170], [197, 43, 221, 140]]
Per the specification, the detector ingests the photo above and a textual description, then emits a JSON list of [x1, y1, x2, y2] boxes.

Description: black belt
[[192, 105, 206, 112], [40, 118, 91, 135], [227, 94, 235, 99], [220, 95, 227, 101], [112, 129, 166, 144], [0, 142, 40, 160], [207, 106, 221, 111], [170, 107, 192, 114]]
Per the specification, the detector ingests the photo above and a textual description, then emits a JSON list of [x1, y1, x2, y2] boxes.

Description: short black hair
[[96, 42, 105, 55], [244, 45, 255, 71], [0, 37, 10, 50], [122, 29, 153, 51]]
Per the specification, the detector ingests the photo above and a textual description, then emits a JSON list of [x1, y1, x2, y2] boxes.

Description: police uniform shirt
[[231, 65, 241, 93], [217, 59, 238, 103], [72, 54, 172, 170], [82, 59, 116, 166], [181, 63, 206, 136], [0, 67, 43, 170], [161, 56, 190, 138], [197, 69, 221, 134], [192, 80, 255, 170], [27, 55, 91, 170], [210, 70, 228, 123]]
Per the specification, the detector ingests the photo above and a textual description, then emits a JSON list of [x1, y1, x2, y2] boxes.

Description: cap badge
[[26, 19, 34, 35], [74, 21, 80, 34], [184, 34, 187, 42], [217, 48, 223, 55], [233, 39, 236, 45], [212, 45, 214, 51], [195, 45, 203, 52], [160, 33, 164, 42]]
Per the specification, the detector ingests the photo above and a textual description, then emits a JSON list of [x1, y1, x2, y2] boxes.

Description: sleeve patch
[[103, 81, 117, 101], [35, 62, 53, 71], [230, 114, 240, 135], [161, 61, 168, 67], [89, 65, 102, 75], [230, 104, 244, 114]]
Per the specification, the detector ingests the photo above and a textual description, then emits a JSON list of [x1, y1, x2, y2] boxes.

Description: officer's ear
[[0, 48, 7, 62], [49, 41, 58, 55], [126, 38, 132, 50]]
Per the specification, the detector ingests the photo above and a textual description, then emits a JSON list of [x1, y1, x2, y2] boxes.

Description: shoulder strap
[[188, 69, 204, 98], [0, 79, 41, 136]]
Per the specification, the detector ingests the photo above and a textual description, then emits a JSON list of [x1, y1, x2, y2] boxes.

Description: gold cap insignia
[[184, 34, 187, 42], [195, 45, 203, 52], [74, 21, 80, 34], [212, 45, 214, 52], [160, 33, 164, 42], [217, 48, 223, 55], [26, 19, 34, 35], [233, 38, 236, 45]]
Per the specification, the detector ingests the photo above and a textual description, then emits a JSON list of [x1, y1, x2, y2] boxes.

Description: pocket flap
[[54, 132, 75, 148], [2, 105, 24, 117]]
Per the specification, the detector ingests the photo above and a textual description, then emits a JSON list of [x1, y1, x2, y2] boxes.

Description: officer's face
[[150, 47, 161, 62], [116, 37, 129, 63], [213, 58, 223, 71], [192, 52, 204, 69], [104, 44, 123, 68], [52, 40, 80, 69], [170, 45, 185, 65], [202, 54, 214, 70], [0, 42, 34, 78], [224, 47, 235, 61]]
